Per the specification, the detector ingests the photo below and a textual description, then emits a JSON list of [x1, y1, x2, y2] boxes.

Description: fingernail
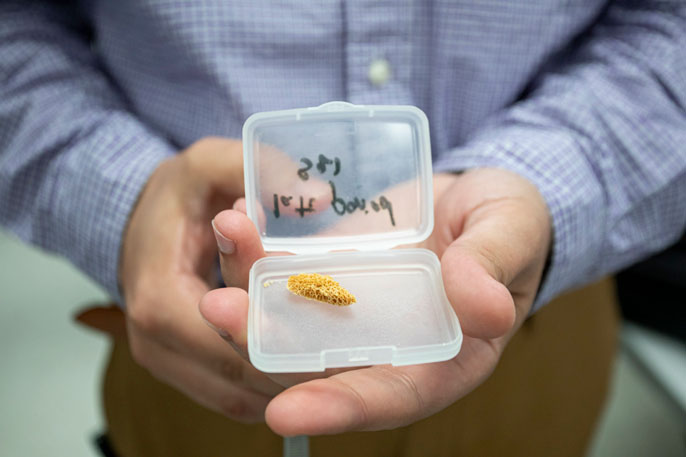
[[212, 219, 236, 254]]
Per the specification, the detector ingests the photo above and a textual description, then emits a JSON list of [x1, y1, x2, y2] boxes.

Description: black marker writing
[[272, 193, 280, 218], [316, 154, 341, 176], [280, 156, 396, 225], [274, 193, 316, 219], [297, 158, 313, 181], [329, 181, 395, 226], [298, 154, 341, 181], [378, 196, 395, 227], [295, 196, 316, 218]]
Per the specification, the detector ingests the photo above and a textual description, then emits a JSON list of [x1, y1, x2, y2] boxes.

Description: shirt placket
[[344, 0, 413, 105]]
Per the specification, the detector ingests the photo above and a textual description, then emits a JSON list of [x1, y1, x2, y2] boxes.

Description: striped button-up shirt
[[1, 1, 685, 309]]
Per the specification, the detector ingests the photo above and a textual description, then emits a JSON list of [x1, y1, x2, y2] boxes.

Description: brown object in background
[[78, 278, 618, 457]]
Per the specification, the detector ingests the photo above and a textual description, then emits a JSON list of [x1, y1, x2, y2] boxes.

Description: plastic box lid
[[243, 102, 462, 373], [242, 102, 434, 254]]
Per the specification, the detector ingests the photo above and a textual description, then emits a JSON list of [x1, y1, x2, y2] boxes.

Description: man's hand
[[200, 167, 551, 435], [120, 137, 282, 423]]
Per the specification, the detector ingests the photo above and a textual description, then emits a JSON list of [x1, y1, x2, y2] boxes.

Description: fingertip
[[232, 198, 247, 214], [230, 196, 265, 231], [265, 390, 307, 437], [199, 287, 250, 349], [442, 252, 516, 339], [199, 287, 249, 320], [213, 209, 265, 290], [475, 280, 516, 338], [266, 381, 363, 436], [213, 209, 256, 241]]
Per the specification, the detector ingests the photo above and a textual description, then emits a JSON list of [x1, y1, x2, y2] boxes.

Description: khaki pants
[[84, 279, 618, 457]]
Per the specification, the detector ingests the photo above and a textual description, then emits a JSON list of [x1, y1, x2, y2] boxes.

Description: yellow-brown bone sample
[[287, 273, 356, 306]]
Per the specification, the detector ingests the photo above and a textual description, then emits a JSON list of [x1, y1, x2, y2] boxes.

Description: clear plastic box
[[243, 102, 462, 373]]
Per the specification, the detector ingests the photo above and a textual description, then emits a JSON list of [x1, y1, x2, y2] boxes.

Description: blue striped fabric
[[1, 1, 685, 309]]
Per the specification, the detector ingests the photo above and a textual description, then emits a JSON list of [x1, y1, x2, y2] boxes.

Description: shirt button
[[368, 58, 392, 87]]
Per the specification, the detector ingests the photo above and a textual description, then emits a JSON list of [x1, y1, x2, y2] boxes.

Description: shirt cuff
[[50, 114, 175, 305], [433, 126, 606, 312]]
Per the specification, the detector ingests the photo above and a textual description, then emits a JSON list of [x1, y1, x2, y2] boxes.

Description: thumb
[[212, 209, 265, 291], [440, 200, 548, 340]]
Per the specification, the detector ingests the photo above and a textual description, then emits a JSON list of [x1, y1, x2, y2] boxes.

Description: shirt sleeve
[[0, 2, 175, 303], [433, 1, 686, 312]]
